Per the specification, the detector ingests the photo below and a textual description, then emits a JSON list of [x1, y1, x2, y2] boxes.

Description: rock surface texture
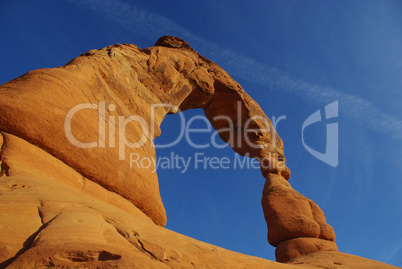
[[0, 36, 397, 268]]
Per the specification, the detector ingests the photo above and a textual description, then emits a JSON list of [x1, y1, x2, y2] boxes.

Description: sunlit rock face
[[261, 173, 337, 262], [3, 36, 397, 268], [0, 36, 288, 227]]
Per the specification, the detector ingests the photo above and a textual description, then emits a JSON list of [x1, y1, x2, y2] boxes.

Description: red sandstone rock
[[261, 174, 336, 246], [276, 238, 338, 263], [0, 36, 287, 227], [0, 36, 396, 268], [261, 173, 337, 261]]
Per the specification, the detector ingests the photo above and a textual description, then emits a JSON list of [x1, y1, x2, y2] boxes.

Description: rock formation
[[0, 36, 397, 268]]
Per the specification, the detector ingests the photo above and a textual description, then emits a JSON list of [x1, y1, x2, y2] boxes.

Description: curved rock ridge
[[0, 36, 385, 266], [0, 36, 288, 227]]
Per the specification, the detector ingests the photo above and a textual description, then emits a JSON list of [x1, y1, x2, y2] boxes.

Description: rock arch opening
[[0, 35, 337, 263], [154, 108, 274, 257]]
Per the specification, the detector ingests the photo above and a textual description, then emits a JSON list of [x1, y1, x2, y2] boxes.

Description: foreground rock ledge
[[0, 36, 397, 268]]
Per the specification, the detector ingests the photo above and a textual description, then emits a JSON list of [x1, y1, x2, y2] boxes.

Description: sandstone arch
[[0, 36, 336, 264]]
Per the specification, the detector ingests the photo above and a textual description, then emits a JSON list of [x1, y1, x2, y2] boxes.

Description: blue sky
[[1, 0, 401, 266]]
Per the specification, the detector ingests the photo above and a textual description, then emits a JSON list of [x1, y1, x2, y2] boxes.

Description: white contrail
[[67, 0, 402, 139]]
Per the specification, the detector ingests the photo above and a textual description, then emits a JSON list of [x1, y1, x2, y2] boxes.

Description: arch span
[[0, 36, 336, 262]]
